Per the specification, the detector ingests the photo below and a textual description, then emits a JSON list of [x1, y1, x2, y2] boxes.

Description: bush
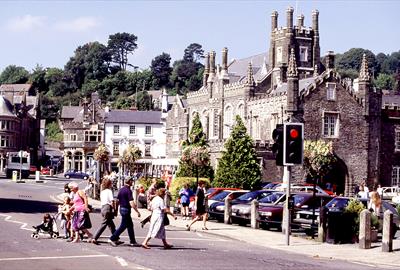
[[169, 177, 210, 201], [396, 204, 400, 215], [137, 177, 164, 191], [344, 199, 366, 236]]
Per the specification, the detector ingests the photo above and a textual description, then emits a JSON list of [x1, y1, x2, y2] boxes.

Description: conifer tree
[[176, 113, 213, 178], [214, 115, 261, 190]]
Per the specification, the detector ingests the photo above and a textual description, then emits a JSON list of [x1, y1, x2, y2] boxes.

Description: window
[[237, 103, 244, 120], [395, 130, 400, 151], [213, 109, 220, 138], [327, 83, 336, 101], [299, 46, 308, 62], [145, 143, 151, 157], [392, 166, 400, 186], [145, 126, 152, 136], [84, 131, 102, 142], [323, 113, 339, 137], [113, 141, 119, 156], [113, 125, 120, 135], [129, 125, 136, 135], [276, 47, 282, 63], [172, 127, 179, 142], [70, 134, 77, 141], [223, 106, 233, 139]]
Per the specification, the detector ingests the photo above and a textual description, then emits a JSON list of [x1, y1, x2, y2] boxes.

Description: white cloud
[[54, 17, 100, 32], [5, 15, 46, 32]]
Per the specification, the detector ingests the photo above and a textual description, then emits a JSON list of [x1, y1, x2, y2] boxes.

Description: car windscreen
[[237, 191, 259, 201], [259, 192, 282, 203], [325, 198, 349, 209], [211, 191, 230, 200], [206, 188, 216, 195]]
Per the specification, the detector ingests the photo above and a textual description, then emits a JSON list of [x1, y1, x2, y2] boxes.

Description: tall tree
[[336, 48, 377, 79], [183, 43, 204, 62], [0, 65, 29, 84], [29, 65, 48, 94], [107, 32, 138, 71], [44, 68, 72, 97], [176, 112, 213, 178], [136, 91, 153, 111], [214, 115, 261, 190], [150, 52, 172, 89], [375, 73, 395, 90]]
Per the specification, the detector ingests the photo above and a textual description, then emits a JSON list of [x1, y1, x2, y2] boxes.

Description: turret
[[271, 11, 278, 31], [207, 51, 216, 96], [312, 10, 320, 68], [297, 14, 304, 28], [286, 49, 299, 117], [221, 47, 229, 83], [312, 9, 319, 32], [286, 6, 294, 28], [203, 53, 210, 87]]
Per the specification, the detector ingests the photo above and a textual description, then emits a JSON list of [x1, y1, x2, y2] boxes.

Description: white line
[[115, 256, 128, 267], [0, 213, 32, 231], [0, 254, 108, 261]]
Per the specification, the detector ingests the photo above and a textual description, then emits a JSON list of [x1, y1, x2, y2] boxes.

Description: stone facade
[[165, 8, 400, 195]]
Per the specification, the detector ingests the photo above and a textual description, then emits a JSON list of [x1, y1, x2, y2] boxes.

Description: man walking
[[109, 177, 141, 246]]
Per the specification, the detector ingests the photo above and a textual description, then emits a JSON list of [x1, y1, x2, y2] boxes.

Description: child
[[33, 213, 53, 234], [59, 196, 72, 239]]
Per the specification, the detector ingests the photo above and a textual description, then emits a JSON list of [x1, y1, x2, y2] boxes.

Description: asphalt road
[[0, 177, 387, 270]]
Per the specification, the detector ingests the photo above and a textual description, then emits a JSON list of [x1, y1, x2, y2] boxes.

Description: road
[[0, 177, 386, 270]]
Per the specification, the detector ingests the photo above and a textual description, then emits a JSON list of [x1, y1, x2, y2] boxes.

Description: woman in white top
[[368, 191, 382, 217], [92, 179, 117, 244], [141, 188, 176, 249]]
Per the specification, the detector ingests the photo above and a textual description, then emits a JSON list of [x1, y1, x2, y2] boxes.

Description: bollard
[[250, 199, 259, 229], [35, 171, 43, 183], [359, 209, 371, 249], [224, 196, 232, 224], [382, 210, 393, 252], [318, 206, 326, 242]]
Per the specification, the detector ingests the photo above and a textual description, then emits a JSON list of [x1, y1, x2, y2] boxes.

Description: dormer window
[[326, 83, 336, 101], [299, 47, 308, 62]]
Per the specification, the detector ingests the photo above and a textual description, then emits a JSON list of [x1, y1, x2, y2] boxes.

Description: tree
[[183, 43, 204, 62], [40, 95, 60, 121], [29, 65, 48, 94], [375, 73, 395, 90], [0, 65, 29, 84], [119, 143, 142, 175], [176, 112, 213, 179], [336, 48, 377, 79], [113, 96, 133, 109], [94, 142, 110, 176], [45, 121, 63, 142], [150, 52, 172, 89], [107, 32, 138, 70], [214, 115, 261, 190], [44, 68, 72, 97], [136, 91, 153, 111], [303, 140, 337, 181]]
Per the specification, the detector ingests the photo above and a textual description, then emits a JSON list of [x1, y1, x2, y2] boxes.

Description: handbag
[[83, 211, 92, 229], [163, 213, 170, 226]]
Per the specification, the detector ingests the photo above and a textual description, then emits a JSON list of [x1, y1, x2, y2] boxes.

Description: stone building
[[0, 84, 41, 170], [166, 8, 400, 195], [59, 92, 105, 173]]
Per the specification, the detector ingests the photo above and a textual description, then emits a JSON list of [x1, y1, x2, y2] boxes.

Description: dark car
[[64, 169, 89, 180], [208, 190, 274, 222], [207, 190, 249, 206], [258, 193, 332, 230]]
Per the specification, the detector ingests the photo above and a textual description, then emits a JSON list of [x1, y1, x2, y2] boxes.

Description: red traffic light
[[289, 129, 299, 139]]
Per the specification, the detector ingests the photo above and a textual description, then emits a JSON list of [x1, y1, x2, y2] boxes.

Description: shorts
[[181, 202, 189, 207]]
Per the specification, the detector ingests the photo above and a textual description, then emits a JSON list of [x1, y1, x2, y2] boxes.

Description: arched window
[[237, 103, 244, 120], [224, 105, 233, 139]]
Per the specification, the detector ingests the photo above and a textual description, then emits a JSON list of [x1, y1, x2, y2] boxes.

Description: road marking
[[115, 256, 128, 267], [0, 213, 32, 231], [0, 254, 108, 261]]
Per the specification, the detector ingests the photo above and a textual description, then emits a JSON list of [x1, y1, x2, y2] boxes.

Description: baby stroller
[[31, 213, 60, 239]]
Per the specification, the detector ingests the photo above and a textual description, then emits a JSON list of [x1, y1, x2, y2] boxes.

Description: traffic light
[[283, 123, 304, 165], [272, 124, 284, 166]]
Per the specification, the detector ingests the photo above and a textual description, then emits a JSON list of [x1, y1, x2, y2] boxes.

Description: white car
[[392, 195, 400, 204], [381, 186, 400, 200]]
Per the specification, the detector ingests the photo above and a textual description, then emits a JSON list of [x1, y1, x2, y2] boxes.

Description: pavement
[[56, 193, 400, 269]]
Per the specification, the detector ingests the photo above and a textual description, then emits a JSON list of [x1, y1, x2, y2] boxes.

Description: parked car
[[274, 183, 330, 195], [208, 190, 274, 221], [258, 193, 332, 230], [381, 186, 400, 200], [261, 182, 281, 189], [64, 169, 89, 180], [40, 167, 51, 175], [206, 187, 240, 199], [231, 191, 284, 224], [208, 190, 249, 206], [29, 165, 37, 174]]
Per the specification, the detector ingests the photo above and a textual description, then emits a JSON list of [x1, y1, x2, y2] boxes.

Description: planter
[[371, 229, 378, 242]]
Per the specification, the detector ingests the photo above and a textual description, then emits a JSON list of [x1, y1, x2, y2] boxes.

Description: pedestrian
[[58, 196, 72, 239], [186, 180, 208, 231], [140, 178, 158, 228], [179, 183, 193, 220], [376, 184, 383, 197], [92, 179, 117, 245], [368, 191, 382, 217], [68, 182, 94, 243], [109, 177, 141, 247], [141, 188, 177, 249]]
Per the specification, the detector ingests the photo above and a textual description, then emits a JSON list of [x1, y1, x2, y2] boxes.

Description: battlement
[[187, 87, 209, 98]]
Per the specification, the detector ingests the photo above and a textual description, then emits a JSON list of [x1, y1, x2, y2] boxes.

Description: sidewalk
[[61, 194, 400, 269]]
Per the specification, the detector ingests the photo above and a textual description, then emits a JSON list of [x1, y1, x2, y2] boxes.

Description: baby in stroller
[[31, 213, 59, 239]]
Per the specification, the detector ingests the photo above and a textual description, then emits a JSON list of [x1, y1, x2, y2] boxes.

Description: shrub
[[396, 204, 400, 215], [344, 199, 366, 236], [137, 177, 164, 191]]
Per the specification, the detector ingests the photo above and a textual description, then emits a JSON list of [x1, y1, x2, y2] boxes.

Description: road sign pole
[[283, 165, 291, 246]]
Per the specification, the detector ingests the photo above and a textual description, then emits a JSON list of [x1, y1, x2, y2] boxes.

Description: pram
[[31, 213, 60, 239]]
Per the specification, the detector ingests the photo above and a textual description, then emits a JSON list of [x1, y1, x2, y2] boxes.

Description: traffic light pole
[[283, 165, 291, 246]]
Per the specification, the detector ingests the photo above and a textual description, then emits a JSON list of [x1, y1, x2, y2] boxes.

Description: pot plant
[[344, 199, 365, 243], [370, 214, 380, 242]]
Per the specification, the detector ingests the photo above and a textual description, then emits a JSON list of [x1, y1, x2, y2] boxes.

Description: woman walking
[[179, 183, 193, 220], [68, 182, 94, 243], [141, 188, 177, 249], [186, 180, 208, 231], [92, 179, 117, 244]]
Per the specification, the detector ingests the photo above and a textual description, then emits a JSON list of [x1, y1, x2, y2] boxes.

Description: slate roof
[[274, 77, 316, 94], [105, 110, 162, 124], [61, 106, 83, 119], [382, 94, 400, 106], [0, 84, 32, 93], [0, 96, 17, 117], [228, 53, 269, 83]]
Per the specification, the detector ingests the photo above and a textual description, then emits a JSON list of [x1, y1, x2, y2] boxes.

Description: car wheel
[[65, 175, 70, 179], [83, 176, 88, 180]]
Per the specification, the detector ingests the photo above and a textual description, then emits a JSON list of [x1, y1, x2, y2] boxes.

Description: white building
[[104, 109, 178, 176]]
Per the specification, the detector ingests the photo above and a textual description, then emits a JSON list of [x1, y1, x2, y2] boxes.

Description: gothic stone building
[[166, 8, 400, 195]]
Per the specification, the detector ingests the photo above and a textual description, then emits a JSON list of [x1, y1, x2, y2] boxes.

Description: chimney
[[286, 6, 294, 28], [325, 51, 335, 69], [203, 53, 210, 86], [271, 11, 278, 31], [312, 9, 319, 32], [297, 14, 304, 28], [222, 47, 228, 72], [209, 51, 216, 74]]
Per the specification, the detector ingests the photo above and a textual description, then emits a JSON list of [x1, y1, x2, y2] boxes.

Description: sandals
[[202, 227, 209, 230], [141, 244, 150, 249]]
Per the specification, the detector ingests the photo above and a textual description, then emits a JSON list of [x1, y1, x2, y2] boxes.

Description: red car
[[29, 165, 37, 174], [206, 187, 240, 199], [41, 167, 51, 175]]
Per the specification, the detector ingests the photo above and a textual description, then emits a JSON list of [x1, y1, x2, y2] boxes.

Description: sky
[[0, 0, 399, 73]]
